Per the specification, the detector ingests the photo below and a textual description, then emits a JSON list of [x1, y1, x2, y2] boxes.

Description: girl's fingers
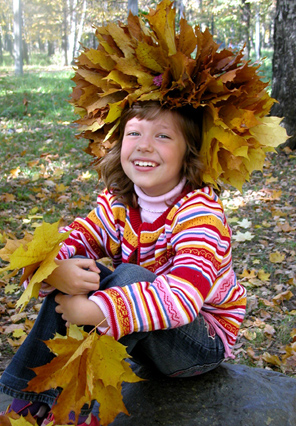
[[75, 258, 101, 273]]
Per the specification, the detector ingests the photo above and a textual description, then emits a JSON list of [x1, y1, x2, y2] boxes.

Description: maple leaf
[[269, 251, 285, 264], [232, 231, 254, 242], [25, 325, 143, 426], [272, 290, 293, 305], [262, 352, 282, 367], [257, 270, 270, 281], [0, 411, 41, 426], [237, 218, 252, 229], [0, 221, 71, 311], [239, 269, 257, 279], [0, 233, 34, 262]]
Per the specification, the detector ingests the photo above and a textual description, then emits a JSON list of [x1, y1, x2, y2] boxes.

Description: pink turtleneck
[[134, 177, 187, 223]]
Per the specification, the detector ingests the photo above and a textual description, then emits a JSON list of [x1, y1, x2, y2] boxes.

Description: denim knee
[[100, 263, 157, 289]]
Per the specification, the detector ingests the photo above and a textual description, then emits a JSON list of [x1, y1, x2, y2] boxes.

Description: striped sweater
[[57, 185, 246, 357]]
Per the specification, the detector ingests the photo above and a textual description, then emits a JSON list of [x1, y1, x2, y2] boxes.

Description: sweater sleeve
[[89, 190, 246, 344], [57, 190, 122, 262]]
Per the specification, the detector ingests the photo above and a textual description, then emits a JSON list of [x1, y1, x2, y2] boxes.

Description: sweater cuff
[[89, 288, 134, 340]]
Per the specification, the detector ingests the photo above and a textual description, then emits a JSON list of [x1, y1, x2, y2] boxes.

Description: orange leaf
[[26, 325, 142, 426]]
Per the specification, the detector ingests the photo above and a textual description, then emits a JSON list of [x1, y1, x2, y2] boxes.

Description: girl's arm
[[54, 293, 108, 328]]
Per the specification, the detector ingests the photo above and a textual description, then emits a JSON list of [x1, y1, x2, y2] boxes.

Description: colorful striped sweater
[[57, 185, 246, 357]]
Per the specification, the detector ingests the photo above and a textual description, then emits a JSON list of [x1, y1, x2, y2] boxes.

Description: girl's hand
[[45, 258, 101, 295], [55, 293, 108, 327]]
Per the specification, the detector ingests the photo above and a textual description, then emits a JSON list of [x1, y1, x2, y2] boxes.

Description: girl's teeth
[[135, 161, 155, 167]]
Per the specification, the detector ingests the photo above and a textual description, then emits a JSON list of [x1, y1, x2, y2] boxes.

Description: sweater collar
[[134, 177, 187, 218]]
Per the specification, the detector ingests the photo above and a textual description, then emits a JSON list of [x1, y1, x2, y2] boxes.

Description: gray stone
[[1, 363, 295, 425], [99, 362, 296, 426]]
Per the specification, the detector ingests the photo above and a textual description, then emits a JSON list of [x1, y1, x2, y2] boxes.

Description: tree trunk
[[0, 33, 3, 65], [241, 0, 251, 59], [128, 0, 138, 16], [255, 5, 261, 59], [48, 41, 55, 57], [68, 0, 78, 65], [271, 0, 296, 149], [63, 0, 68, 66], [13, 0, 23, 75], [74, 0, 87, 59]]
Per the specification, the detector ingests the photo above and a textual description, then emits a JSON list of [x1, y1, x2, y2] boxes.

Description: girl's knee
[[100, 263, 157, 289], [116, 263, 157, 282]]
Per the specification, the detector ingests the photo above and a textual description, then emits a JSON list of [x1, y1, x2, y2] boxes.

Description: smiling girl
[[0, 101, 246, 425]]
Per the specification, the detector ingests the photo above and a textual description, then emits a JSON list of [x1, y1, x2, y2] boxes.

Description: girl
[[0, 101, 247, 425]]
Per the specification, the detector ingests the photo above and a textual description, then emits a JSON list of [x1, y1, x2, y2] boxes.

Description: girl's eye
[[158, 134, 170, 139], [126, 131, 140, 136]]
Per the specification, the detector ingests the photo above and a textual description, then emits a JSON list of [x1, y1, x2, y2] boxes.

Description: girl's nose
[[137, 136, 153, 152]]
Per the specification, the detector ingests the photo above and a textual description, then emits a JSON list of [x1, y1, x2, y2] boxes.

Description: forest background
[[0, 0, 277, 68], [0, 0, 295, 378]]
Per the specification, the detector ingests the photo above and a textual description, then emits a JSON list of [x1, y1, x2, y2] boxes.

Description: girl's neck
[[134, 177, 187, 223]]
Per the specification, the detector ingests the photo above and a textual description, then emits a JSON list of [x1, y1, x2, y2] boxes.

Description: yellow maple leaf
[[269, 251, 285, 264], [262, 352, 282, 366], [257, 270, 270, 281], [273, 290, 293, 305], [2, 412, 48, 426], [249, 116, 288, 148], [5, 283, 19, 294], [0, 233, 33, 262], [135, 42, 166, 73], [239, 269, 257, 279], [0, 221, 71, 311], [12, 329, 27, 339], [147, 0, 176, 56], [25, 325, 143, 426]]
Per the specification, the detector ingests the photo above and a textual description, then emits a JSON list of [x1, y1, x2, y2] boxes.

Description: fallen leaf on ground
[[269, 251, 285, 263], [232, 231, 254, 242]]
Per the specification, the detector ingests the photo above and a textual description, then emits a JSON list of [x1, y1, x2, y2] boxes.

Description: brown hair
[[98, 102, 204, 207]]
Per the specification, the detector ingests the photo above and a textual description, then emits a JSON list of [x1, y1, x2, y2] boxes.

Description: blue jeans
[[0, 262, 224, 413]]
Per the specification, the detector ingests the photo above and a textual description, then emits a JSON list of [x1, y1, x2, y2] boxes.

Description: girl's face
[[121, 112, 187, 197]]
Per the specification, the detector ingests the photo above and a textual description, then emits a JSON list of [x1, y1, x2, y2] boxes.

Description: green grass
[[0, 68, 98, 237], [0, 51, 66, 71]]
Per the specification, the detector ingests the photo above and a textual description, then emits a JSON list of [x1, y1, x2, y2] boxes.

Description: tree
[[13, 0, 23, 75], [271, 0, 296, 149], [128, 0, 138, 16], [241, 0, 251, 58]]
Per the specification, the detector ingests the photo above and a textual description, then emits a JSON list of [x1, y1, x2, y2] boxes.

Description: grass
[[0, 67, 99, 237]]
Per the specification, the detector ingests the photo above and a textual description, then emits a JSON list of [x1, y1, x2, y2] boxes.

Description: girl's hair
[[98, 101, 204, 207]]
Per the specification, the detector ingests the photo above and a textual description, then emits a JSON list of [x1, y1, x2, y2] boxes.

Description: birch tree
[[13, 0, 23, 74]]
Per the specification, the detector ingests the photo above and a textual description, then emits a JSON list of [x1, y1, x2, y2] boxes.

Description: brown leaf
[[262, 352, 282, 366], [273, 290, 293, 305]]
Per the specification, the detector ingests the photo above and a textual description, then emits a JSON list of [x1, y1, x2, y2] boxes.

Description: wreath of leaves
[[70, 0, 287, 191]]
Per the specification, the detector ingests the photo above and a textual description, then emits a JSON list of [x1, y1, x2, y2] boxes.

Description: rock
[[1, 363, 295, 425], [95, 362, 296, 426]]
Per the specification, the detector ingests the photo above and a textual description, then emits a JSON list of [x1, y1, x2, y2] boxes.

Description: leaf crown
[[70, 0, 288, 191]]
